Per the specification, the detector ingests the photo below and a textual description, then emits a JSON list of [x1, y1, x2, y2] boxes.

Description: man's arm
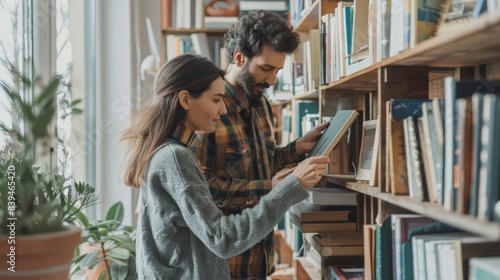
[[191, 133, 272, 208]]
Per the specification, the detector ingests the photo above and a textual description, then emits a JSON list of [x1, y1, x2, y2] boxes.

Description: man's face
[[236, 44, 286, 105]]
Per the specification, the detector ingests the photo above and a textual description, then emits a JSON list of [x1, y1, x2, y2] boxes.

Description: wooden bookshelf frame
[[287, 1, 500, 278]]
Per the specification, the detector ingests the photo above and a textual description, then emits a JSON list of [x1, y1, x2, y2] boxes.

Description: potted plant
[[70, 202, 137, 280], [0, 62, 99, 279]]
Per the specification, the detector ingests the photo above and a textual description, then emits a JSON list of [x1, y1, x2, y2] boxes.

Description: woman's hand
[[272, 167, 295, 188], [292, 156, 330, 188]]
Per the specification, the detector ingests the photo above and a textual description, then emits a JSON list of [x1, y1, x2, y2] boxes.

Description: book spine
[[160, 0, 172, 29]]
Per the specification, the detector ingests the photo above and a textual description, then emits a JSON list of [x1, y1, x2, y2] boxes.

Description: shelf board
[[293, 89, 319, 100], [293, 1, 319, 33], [322, 63, 379, 91], [346, 182, 500, 240], [161, 28, 227, 35]]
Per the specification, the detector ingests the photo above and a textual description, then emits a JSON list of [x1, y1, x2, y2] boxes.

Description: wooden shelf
[[293, 0, 319, 33], [345, 182, 500, 241], [293, 89, 319, 100]]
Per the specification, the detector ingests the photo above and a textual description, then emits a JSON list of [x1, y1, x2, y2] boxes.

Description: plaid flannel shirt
[[190, 83, 303, 279]]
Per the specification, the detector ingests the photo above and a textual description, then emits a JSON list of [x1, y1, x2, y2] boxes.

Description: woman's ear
[[178, 90, 190, 110]]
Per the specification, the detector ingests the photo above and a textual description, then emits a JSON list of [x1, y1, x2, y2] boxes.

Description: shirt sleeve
[[273, 139, 305, 172]]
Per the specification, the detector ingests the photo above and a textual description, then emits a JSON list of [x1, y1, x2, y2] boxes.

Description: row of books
[[369, 214, 500, 280], [386, 78, 500, 222], [291, 0, 495, 89], [160, 0, 288, 30], [164, 34, 228, 69], [160, 0, 204, 29]]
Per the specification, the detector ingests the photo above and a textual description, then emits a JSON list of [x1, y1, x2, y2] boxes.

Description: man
[[191, 10, 329, 279]]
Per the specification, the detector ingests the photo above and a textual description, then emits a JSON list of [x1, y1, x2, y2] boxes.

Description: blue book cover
[[391, 99, 429, 120], [478, 94, 500, 221], [469, 94, 483, 216], [376, 216, 393, 280]]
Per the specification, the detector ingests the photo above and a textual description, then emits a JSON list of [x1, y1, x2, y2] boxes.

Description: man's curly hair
[[224, 10, 300, 64]]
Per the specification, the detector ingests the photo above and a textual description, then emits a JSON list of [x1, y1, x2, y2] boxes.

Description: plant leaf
[[110, 262, 128, 280], [106, 202, 124, 229], [97, 272, 108, 280], [108, 248, 130, 260], [78, 251, 101, 268]]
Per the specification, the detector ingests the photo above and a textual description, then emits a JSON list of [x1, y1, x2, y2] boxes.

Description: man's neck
[[225, 65, 250, 109]]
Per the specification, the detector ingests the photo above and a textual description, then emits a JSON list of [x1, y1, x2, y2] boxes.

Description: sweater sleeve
[[153, 145, 309, 258]]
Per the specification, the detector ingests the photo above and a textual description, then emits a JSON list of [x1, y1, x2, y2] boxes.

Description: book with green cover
[[375, 216, 393, 280]]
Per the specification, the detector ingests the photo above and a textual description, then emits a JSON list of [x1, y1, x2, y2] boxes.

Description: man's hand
[[295, 121, 330, 156], [272, 167, 295, 188]]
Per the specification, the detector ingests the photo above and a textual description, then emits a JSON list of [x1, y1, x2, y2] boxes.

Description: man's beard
[[237, 62, 269, 107]]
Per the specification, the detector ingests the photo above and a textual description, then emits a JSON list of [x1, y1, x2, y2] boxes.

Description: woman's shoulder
[[149, 142, 196, 167]]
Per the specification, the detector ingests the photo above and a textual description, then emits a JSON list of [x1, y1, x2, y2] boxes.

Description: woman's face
[[184, 77, 227, 133]]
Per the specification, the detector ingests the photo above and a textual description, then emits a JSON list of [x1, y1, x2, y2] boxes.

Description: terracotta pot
[[80, 243, 110, 280], [0, 225, 81, 280]]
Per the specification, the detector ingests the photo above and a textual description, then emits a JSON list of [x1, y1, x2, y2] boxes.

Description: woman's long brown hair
[[121, 54, 225, 188]]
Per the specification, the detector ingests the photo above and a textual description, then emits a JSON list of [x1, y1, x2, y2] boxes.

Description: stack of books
[[289, 197, 357, 233]]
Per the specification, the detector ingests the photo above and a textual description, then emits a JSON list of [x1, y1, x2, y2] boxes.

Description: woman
[[121, 54, 329, 279]]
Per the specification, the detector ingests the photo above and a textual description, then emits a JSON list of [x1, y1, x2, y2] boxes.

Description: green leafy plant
[[71, 202, 137, 280], [0, 61, 100, 235]]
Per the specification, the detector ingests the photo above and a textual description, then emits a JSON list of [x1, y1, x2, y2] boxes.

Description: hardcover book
[[306, 187, 358, 206], [387, 99, 429, 195], [311, 231, 364, 256], [289, 212, 357, 233], [307, 110, 359, 157], [315, 231, 364, 247], [289, 200, 355, 223]]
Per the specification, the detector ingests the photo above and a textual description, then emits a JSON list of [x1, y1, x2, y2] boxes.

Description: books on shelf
[[442, 78, 500, 213], [306, 187, 358, 206], [190, 33, 212, 61]]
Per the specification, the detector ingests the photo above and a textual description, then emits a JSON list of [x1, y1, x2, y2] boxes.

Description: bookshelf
[[286, 0, 500, 279], [159, 0, 231, 66], [159, 28, 227, 65]]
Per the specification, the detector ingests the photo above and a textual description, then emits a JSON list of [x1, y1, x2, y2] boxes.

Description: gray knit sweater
[[136, 139, 308, 279]]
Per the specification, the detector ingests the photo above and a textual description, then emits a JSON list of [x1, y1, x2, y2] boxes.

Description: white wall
[[94, 0, 160, 225]]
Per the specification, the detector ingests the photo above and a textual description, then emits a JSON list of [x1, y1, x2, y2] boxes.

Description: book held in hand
[[307, 110, 359, 157]]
